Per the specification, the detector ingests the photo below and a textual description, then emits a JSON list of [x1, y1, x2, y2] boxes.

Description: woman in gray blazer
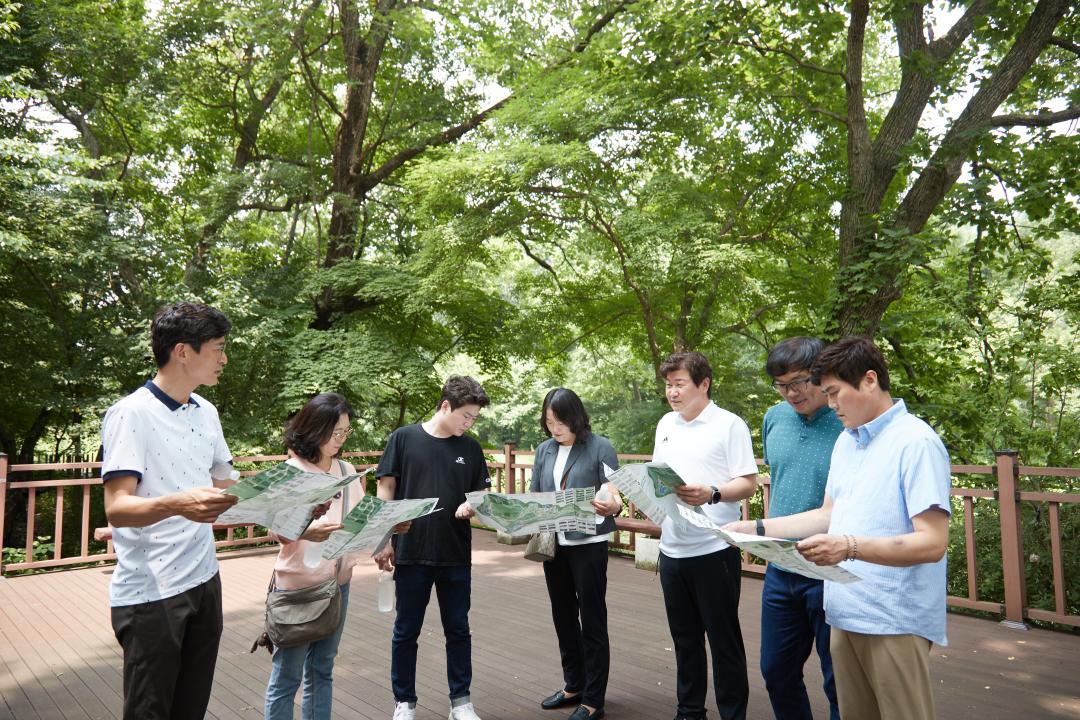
[[530, 388, 623, 720]]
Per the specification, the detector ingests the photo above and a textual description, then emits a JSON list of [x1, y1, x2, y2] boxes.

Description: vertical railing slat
[[995, 451, 1027, 627], [80, 485, 90, 559], [53, 487, 63, 560], [1049, 502, 1065, 616], [25, 487, 36, 561], [964, 496, 978, 602]]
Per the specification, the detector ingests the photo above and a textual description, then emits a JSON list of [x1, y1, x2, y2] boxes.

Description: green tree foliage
[[1, 0, 1076, 514]]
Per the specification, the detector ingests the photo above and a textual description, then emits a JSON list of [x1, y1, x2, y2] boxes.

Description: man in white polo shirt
[[653, 352, 759, 720], [100, 301, 239, 720]]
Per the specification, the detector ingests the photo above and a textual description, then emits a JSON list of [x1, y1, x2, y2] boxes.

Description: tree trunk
[[830, 0, 1069, 337]]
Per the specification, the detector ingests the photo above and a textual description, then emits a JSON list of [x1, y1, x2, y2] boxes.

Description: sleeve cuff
[[103, 469, 142, 483]]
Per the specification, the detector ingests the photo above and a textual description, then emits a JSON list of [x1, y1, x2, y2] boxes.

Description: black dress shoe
[[541, 690, 581, 710], [568, 706, 604, 720]]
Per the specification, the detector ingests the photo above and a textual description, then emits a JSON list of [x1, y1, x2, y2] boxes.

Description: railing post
[[995, 450, 1028, 630], [0, 452, 7, 575], [502, 442, 516, 494]]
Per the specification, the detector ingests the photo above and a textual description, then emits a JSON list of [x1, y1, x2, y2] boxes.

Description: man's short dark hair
[[765, 336, 826, 378], [540, 387, 592, 442], [150, 302, 232, 368], [659, 351, 712, 397], [439, 375, 490, 410], [811, 336, 891, 392], [284, 392, 356, 464]]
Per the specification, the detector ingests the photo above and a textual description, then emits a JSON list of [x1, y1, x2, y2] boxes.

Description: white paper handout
[[320, 495, 442, 559], [465, 488, 598, 537], [604, 462, 700, 529], [675, 505, 862, 583], [217, 462, 369, 541]]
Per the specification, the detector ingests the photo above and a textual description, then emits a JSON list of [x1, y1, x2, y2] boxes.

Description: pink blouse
[[270, 456, 365, 590]]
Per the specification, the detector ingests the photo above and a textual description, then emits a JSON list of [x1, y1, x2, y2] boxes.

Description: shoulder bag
[[251, 476, 349, 653], [524, 448, 579, 563]]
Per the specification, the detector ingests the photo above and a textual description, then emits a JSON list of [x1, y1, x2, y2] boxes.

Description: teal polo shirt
[[762, 402, 843, 519]]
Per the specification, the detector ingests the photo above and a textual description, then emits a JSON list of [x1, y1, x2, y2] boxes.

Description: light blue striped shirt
[[824, 399, 952, 645]]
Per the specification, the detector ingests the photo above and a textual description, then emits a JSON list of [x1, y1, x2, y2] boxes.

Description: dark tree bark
[[832, 0, 1072, 337]]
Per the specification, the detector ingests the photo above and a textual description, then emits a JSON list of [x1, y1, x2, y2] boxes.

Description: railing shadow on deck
[[2, 446, 1077, 629]]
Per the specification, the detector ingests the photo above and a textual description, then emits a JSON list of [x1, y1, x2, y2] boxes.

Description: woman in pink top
[[264, 392, 363, 720]]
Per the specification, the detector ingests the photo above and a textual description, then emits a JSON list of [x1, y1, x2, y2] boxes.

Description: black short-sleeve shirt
[[376, 423, 491, 566]]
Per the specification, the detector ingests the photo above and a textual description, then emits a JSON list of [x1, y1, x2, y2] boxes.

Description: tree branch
[[987, 105, 1080, 127], [737, 37, 845, 79], [1049, 35, 1080, 57]]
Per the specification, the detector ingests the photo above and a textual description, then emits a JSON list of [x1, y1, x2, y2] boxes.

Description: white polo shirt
[[101, 381, 232, 607], [652, 402, 758, 558]]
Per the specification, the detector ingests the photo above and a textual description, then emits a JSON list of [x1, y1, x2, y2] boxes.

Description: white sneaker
[[393, 701, 416, 720], [448, 701, 482, 720]]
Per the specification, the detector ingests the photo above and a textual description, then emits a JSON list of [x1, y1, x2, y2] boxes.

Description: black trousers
[[543, 540, 610, 709], [659, 547, 748, 720], [110, 573, 223, 720]]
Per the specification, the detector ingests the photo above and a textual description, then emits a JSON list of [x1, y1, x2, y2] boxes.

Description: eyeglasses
[[772, 377, 812, 394], [329, 427, 354, 440]]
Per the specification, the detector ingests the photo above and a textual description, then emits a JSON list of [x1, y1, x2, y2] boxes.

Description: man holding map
[[726, 337, 951, 720], [653, 352, 759, 720], [100, 302, 239, 720], [373, 375, 492, 720], [758, 337, 843, 720]]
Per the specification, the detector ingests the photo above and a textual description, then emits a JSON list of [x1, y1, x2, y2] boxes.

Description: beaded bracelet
[[850, 534, 859, 560]]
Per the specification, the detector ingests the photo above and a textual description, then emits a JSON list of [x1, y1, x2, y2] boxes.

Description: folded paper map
[[604, 462, 699, 529], [465, 488, 598, 537], [320, 495, 441, 559], [217, 462, 368, 541], [675, 505, 861, 583]]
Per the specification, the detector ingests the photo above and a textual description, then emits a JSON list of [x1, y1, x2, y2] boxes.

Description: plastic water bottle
[[377, 570, 395, 613], [303, 541, 325, 568]]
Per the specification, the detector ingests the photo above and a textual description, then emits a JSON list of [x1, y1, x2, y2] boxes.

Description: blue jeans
[[760, 566, 839, 720], [265, 582, 351, 720], [391, 563, 472, 703]]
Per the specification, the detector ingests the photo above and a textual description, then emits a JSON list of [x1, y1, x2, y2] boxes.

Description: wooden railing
[[2, 447, 1077, 628]]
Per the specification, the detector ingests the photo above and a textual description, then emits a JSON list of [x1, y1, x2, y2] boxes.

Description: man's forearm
[[760, 506, 832, 539], [720, 473, 757, 502], [105, 492, 178, 528]]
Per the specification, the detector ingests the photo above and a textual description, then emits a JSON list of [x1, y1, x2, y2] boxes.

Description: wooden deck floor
[[1, 529, 1078, 720]]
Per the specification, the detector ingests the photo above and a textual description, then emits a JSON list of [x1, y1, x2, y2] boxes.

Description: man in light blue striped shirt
[[729, 337, 951, 720]]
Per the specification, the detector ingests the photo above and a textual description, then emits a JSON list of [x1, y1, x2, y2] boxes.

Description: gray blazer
[[530, 433, 619, 540]]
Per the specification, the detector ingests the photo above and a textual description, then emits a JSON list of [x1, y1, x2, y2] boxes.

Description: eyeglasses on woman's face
[[329, 427, 354, 440]]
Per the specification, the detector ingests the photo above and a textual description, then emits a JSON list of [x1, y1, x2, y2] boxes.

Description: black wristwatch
[[709, 485, 722, 504]]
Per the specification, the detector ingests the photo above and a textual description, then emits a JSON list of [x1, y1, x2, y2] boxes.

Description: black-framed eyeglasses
[[772, 377, 812, 394], [329, 427, 354, 440]]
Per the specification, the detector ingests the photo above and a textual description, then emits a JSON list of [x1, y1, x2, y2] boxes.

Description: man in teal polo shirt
[[758, 337, 842, 720]]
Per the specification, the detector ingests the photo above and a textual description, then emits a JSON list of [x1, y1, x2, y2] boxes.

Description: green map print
[[647, 464, 684, 498], [223, 462, 301, 500], [476, 491, 593, 535]]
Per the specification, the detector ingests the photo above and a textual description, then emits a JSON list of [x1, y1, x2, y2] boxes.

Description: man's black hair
[[150, 302, 231, 368], [765, 336, 826, 379], [439, 375, 490, 410], [811, 336, 891, 392], [659, 351, 713, 398]]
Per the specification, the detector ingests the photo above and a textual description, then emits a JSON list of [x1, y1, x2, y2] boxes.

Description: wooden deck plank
[[1, 530, 1078, 719]]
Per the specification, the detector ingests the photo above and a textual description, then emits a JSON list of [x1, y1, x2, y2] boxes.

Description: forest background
[[1, 1, 1077, 608]]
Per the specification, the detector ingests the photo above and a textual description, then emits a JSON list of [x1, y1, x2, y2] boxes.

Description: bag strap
[[559, 448, 581, 490]]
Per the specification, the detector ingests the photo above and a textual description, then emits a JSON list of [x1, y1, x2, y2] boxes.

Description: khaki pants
[[830, 628, 935, 720]]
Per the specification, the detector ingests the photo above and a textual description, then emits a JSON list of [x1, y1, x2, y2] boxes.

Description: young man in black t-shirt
[[375, 376, 492, 720]]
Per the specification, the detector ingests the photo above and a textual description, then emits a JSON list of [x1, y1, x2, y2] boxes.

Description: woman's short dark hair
[[811, 336, 891, 392], [151, 302, 231, 368], [765, 336, 825, 379], [439, 375, 490, 410], [658, 351, 713, 397], [283, 393, 356, 464], [540, 388, 592, 442]]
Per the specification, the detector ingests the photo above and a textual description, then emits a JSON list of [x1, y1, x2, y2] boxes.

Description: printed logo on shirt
[[661, 436, 669, 443], [455, 456, 466, 464]]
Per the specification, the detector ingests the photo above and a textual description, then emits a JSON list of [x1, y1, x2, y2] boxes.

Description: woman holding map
[[263, 392, 364, 720], [530, 388, 624, 720]]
